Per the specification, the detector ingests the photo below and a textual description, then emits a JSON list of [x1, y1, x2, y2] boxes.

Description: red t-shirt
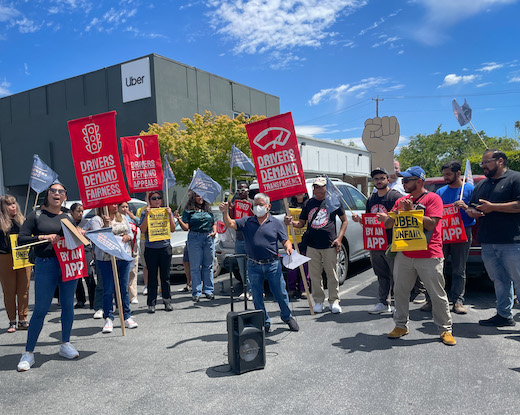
[[391, 192, 444, 259]]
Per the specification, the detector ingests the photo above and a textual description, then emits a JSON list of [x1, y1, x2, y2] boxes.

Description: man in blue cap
[[378, 166, 456, 346]]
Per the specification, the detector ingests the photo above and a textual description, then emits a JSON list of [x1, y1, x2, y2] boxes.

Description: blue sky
[[1, 0, 519, 151]]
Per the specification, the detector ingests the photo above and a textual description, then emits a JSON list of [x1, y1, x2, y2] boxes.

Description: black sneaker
[[74, 302, 85, 309], [164, 301, 173, 312], [479, 314, 515, 327], [264, 324, 271, 333], [285, 317, 299, 332], [148, 305, 155, 314]]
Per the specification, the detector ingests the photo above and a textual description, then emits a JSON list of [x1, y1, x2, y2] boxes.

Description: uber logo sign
[[121, 57, 151, 103]]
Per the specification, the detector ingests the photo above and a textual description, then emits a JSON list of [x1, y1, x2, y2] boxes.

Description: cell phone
[[469, 202, 481, 210]]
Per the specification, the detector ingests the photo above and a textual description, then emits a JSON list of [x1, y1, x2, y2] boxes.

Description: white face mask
[[253, 204, 268, 217]]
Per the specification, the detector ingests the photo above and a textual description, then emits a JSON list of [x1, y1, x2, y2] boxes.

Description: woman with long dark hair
[[175, 191, 216, 302], [87, 204, 137, 334], [17, 182, 79, 372], [0, 195, 30, 333], [139, 191, 176, 313]]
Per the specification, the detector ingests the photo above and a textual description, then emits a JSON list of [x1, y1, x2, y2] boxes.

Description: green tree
[[141, 111, 264, 187], [397, 125, 519, 177]]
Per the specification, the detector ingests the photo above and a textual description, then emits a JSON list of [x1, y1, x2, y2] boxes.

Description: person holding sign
[[88, 204, 138, 333], [220, 193, 299, 332], [140, 191, 176, 312], [352, 168, 402, 314], [378, 166, 456, 346], [175, 191, 216, 302], [427, 161, 474, 315], [16, 183, 81, 371], [0, 195, 30, 333]]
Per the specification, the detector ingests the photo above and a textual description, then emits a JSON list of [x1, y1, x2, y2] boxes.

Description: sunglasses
[[49, 188, 66, 195], [150, 196, 163, 201], [402, 177, 418, 184]]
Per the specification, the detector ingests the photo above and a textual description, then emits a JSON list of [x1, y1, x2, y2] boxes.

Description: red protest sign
[[234, 199, 252, 219], [53, 237, 87, 282], [216, 220, 226, 234], [121, 135, 163, 193], [362, 213, 388, 250], [245, 112, 306, 201], [441, 204, 468, 243], [67, 111, 130, 209]]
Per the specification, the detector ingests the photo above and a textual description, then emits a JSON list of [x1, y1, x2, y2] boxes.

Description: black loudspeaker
[[227, 310, 265, 374]]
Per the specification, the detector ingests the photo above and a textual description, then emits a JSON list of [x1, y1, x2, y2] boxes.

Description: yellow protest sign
[[10, 234, 33, 269], [147, 208, 171, 242], [389, 210, 427, 252], [287, 208, 307, 243]]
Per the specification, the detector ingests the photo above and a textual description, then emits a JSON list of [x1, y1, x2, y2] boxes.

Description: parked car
[[215, 178, 370, 284], [424, 175, 487, 278]]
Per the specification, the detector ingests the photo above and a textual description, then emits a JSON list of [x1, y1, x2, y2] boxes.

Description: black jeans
[[75, 249, 96, 308], [144, 245, 172, 306]]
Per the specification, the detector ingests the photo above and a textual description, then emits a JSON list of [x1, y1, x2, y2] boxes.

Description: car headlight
[[172, 246, 184, 255]]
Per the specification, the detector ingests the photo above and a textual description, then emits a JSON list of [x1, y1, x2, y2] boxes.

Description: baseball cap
[[313, 177, 327, 187], [399, 166, 426, 181], [370, 167, 388, 177]]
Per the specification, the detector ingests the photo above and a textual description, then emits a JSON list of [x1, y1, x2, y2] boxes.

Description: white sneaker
[[313, 302, 324, 313], [369, 302, 392, 314], [17, 352, 35, 372], [247, 292, 253, 301], [142, 286, 148, 296], [93, 309, 103, 319], [238, 292, 246, 300], [124, 318, 138, 329], [59, 342, 79, 359], [330, 302, 342, 314], [102, 318, 113, 333], [130, 298, 139, 304]]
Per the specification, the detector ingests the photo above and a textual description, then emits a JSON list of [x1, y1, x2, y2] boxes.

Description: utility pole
[[372, 96, 384, 117]]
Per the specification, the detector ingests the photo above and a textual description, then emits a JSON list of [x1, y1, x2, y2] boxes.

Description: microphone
[[224, 192, 230, 202]]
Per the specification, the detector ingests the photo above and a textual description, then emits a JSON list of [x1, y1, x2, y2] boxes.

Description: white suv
[[215, 178, 369, 284]]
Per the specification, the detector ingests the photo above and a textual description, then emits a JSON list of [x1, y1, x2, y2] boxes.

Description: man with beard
[[378, 166, 456, 346], [352, 168, 402, 314], [467, 150, 520, 327], [419, 161, 475, 314]]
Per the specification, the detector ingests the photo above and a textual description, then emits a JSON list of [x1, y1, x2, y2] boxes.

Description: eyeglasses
[[49, 188, 66, 195], [150, 196, 163, 201], [479, 158, 496, 167], [402, 177, 418, 184]]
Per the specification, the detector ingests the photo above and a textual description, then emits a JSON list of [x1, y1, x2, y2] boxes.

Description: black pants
[[75, 249, 96, 308], [144, 245, 172, 306]]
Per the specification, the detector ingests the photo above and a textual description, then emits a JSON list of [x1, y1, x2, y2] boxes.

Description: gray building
[[0, 53, 280, 204]]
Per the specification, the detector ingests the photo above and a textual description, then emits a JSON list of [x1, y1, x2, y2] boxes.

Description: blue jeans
[[235, 239, 250, 293], [97, 259, 132, 321], [188, 232, 215, 297], [482, 243, 520, 319], [26, 257, 78, 352], [248, 259, 292, 327]]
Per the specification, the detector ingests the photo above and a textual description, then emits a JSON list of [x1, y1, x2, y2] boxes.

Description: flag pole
[[103, 206, 126, 336], [13, 239, 49, 250], [23, 186, 31, 218], [459, 173, 467, 201], [165, 179, 169, 208], [468, 121, 489, 149], [32, 193, 40, 211], [283, 198, 314, 316]]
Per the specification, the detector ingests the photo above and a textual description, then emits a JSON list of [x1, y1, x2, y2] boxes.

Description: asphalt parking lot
[[1, 261, 520, 415]]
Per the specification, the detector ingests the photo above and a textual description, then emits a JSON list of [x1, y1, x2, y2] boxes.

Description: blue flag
[[464, 159, 474, 186], [452, 99, 472, 127], [163, 156, 176, 191], [29, 154, 58, 193], [230, 145, 255, 173], [188, 169, 222, 204], [85, 228, 133, 262], [325, 176, 342, 215]]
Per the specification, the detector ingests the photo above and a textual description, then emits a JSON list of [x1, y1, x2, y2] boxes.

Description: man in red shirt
[[378, 166, 455, 346]]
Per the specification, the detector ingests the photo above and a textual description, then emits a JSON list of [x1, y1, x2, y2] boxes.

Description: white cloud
[[86, 7, 137, 32], [358, 8, 401, 36], [15, 17, 41, 33], [295, 125, 338, 136], [0, 78, 12, 97], [372, 35, 400, 48], [309, 77, 393, 106], [509, 76, 520, 83], [412, 0, 516, 45], [438, 73, 480, 88], [476, 82, 491, 87], [24, 63, 30, 75], [268, 51, 306, 70], [124, 26, 168, 40], [477, 62, 504, 72], [0, 5, 20, 22], [209, 0, 368, 54]]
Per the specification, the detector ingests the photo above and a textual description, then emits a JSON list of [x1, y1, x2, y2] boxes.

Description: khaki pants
[[0, 254, 31, 322], [393, 253, 452, 332], [307, 246, 339, 304], [128, 250, 139, 301]]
